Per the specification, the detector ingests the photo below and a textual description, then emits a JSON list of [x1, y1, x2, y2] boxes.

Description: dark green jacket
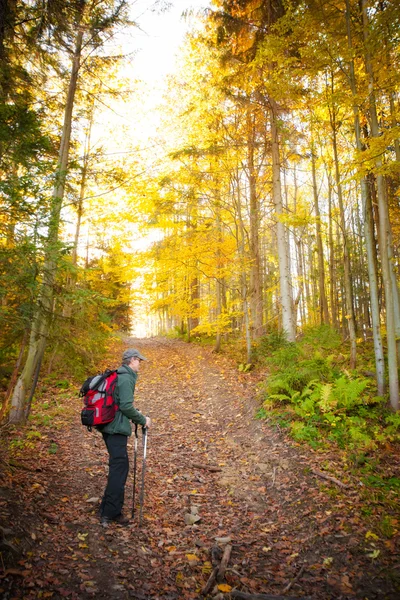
[[100, 365, 146, 436]]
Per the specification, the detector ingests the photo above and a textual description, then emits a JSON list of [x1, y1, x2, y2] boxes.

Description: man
[[99, 348, 151, 527]]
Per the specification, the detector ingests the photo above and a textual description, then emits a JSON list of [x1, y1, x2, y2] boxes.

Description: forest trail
[[1, 337, 398, 600]]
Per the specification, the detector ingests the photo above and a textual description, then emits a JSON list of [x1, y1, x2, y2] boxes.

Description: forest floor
[[0, 336, 399, 600]]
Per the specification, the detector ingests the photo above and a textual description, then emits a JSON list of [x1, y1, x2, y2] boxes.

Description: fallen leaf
[[186, 554, 198, 561]]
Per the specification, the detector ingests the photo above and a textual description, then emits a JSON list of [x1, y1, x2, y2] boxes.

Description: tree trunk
[[246, 109, 263, 338], [329, 71, 357, 368], [387, 225, 400, 354], [362, 0, 398, 410], [213, 194, 227, 353], [270, 100, 295, 341], [345, 0, 385, 394], [311, 140, 329, 324], [0, 328, 28, 423], [234, 170, 252, 362], [9, 29, 83, 424], [72, 124, 92, 268], [327, 172, 338, 330]]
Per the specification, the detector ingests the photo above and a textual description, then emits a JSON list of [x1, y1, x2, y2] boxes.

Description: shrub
[[259, 325, 395, 452]]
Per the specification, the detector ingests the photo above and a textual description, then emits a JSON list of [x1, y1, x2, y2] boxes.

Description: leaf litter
[[0, 337, 399, 599]]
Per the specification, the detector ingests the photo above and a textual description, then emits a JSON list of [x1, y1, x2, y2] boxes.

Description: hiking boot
[[100, 516, 112, 528], [100, 514, 130, 528], [113, 514, 131, 526]]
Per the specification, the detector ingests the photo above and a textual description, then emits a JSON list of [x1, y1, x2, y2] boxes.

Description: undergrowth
[[256, 325, 400, 454]]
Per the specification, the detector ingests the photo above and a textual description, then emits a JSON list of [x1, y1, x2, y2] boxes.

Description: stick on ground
[[217, 544, 232, 582], [201, 566, 218, 596], [312, 469, 348, 489]]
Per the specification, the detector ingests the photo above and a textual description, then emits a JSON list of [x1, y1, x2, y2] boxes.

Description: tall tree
[[9, 0, 129, 423], [361, 0, 398, 410]]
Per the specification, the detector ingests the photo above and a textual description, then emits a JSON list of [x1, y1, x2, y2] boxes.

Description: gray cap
[[122, 348, 147, 361]]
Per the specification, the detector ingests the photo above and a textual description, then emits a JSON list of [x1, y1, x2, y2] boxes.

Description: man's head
[[122, 348, 147, 372]]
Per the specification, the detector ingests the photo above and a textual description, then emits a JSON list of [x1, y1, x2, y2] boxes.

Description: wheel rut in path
[[1, 337, 398, 599]]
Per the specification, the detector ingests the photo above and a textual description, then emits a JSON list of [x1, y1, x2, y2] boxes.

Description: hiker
[[99, 348, 151, 527]]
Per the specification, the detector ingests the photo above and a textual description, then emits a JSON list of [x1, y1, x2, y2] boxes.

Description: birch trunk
[[293, 164, 305, 327], [9, 29, 83, 423], [345, 0, 385, 394], [270, 101, 295, 341], [362, 0, 398, 410]]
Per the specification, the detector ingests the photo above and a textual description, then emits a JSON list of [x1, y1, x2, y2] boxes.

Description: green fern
[[332, 376, 369, 411], [319, 383, 335, 412]]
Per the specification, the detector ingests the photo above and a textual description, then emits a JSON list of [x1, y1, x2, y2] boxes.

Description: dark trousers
[[101, 433, 129, 519]]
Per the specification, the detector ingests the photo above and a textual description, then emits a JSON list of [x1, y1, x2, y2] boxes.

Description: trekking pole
[[132, 424, 138, 519], [139, 425, 148, 527]]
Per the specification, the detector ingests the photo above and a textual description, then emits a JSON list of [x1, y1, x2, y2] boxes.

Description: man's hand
[[145, 416, 152, 429]]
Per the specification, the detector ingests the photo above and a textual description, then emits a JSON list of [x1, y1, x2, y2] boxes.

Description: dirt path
[[1, 337, 399, 599]]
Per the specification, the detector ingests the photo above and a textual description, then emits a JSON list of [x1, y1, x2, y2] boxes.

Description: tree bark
[[246, 109, 263, 338], [235, 170, 252, 362], [0, 329, 28, 423], [345, 0, 385, 394], [362, 0, 398, 410], [327, 172, 338, 330], [9, 29, 83, 423], [328, 70, 357, 368], [270, 100, 295, 342], [213, 194, 227, 353], [311, 139, 329, 324]]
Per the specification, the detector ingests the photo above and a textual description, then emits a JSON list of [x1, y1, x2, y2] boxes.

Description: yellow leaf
[[78, 543, 88, 549], [218, 584, 232, 592], [365, 531, 379, 541], [61, 497, 69, 503], [202, 561, 212, 574], [186, 554, 198, 561], [77, 533, 88, 541]]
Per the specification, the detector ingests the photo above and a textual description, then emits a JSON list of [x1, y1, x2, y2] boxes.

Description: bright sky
[[122, 0, 210, 87], [97, 0, 211, 157]]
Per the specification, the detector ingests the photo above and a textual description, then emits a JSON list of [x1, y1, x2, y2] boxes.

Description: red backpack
[[80, 369, 119, 430]]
